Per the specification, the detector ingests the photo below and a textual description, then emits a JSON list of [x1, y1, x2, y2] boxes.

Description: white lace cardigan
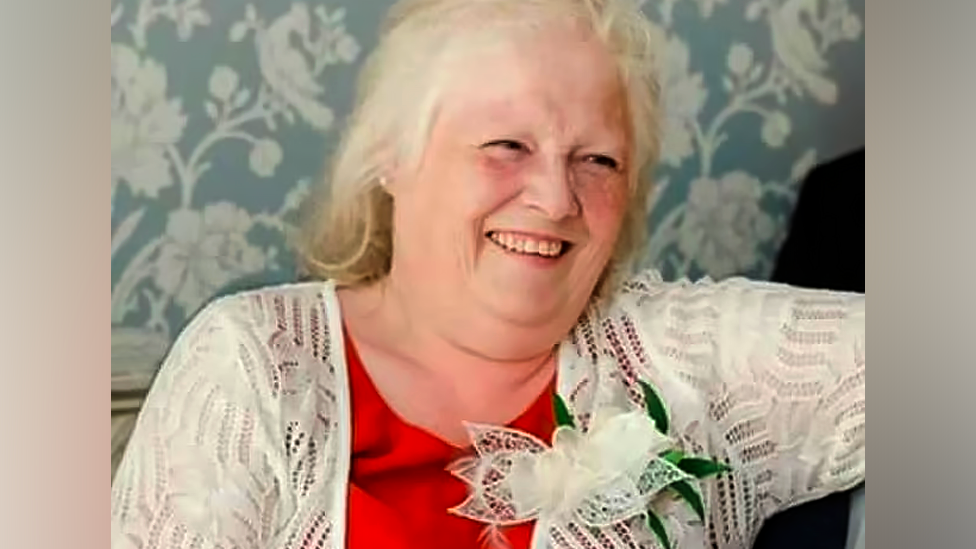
[[111, 270, 865, 549]]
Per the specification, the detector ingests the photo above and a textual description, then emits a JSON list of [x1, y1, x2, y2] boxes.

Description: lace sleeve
[[111, 299, 289, 549], [711, 279, 865, 515]]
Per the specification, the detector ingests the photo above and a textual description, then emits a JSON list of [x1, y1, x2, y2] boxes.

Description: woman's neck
[[337, 278, 558, 443], [344, 277, 557, 380]]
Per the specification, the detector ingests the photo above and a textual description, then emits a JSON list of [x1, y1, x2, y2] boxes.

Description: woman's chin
[[477, 287, 573, 329], [470, 267, 594, 329]]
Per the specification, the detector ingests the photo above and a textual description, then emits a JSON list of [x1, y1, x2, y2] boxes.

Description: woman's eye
[[483, 139, 528, 152], [583, 154, 621, 172]]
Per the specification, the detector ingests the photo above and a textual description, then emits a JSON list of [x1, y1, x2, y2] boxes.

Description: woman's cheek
[[579, 177, 628, 228], [473, 158, 525, 199]]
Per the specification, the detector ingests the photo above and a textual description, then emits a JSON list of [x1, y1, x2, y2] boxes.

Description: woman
[[111, 1, 865, 548]]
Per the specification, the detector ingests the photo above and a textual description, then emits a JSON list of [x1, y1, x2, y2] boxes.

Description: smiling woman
[[110, 1, 865, 549], [298, 0, 661, 294], [354, 20, 637, 365]]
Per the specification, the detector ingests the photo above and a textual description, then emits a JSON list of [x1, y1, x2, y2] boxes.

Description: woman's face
[[387, 23, 631, 352]]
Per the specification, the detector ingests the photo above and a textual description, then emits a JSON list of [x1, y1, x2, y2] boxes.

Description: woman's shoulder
[[590, 267, 864, 342], [602, 267, 863, 312], [152, 279, 345, 427], [597, 268, 736, 316], [168, 280, 343, 385], [193, 279, 339, 333]]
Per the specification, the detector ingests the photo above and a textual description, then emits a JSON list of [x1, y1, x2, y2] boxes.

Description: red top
[[344, 335, 554, 549]]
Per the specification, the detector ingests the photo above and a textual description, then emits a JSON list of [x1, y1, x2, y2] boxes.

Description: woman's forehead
[[451, 24, 616, 87], [434, 31, 627, 133]]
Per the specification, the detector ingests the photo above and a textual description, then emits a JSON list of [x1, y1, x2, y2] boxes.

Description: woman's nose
[[521, 161, 580, 220]]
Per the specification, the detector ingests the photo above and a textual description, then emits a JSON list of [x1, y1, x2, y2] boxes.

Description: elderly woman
[[111, 1, 865, 548]]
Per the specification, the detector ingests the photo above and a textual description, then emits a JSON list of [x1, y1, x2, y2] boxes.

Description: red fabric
[[345, 334, 554, 549]]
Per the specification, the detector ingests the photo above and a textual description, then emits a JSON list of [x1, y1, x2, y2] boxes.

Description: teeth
[[487, 231, 566, 258]]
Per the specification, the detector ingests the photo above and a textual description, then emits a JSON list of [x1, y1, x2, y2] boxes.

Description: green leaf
[[677, 457, 732, 479], [660, 449, 685, 464], [670, 480, 705, 521], [553, 394, 575, 429], [638, 379, 669, 434], [645, 510, 671, 549]]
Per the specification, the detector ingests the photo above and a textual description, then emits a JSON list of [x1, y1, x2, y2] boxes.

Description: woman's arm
[[712, 278, 865, 513], [111, 299, 289, 549]]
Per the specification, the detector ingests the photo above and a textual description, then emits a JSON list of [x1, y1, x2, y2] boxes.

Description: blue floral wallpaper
[[110, 0, 864, 387]]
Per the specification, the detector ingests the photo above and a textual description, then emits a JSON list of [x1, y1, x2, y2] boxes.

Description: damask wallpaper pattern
[[110, 0, 864, 386]]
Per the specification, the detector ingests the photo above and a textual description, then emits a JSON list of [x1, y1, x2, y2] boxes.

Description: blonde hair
[[298, 0, 664, 291]]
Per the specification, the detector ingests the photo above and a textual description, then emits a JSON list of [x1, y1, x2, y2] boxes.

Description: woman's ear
[[379, 161, 409, 197], [378, 174, 400, 198], [374, 142, 397, 194]]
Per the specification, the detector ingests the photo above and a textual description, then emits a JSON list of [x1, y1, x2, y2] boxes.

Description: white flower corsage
[[448, 380, 731, 549]]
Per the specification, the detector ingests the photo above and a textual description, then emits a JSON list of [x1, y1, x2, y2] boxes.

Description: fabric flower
[[450, 380, 732, 549], [508, 406, 673, 522]]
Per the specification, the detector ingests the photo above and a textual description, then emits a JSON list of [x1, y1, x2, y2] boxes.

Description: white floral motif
[[208, 65, 240, 102], [111, 43, 186, 200], [129, 0, 211, 50], [764, 0, 863, 104], [154, 202, 267, 313], [249, 139, 284, 177], [644, 0, 729, 25], [769, 1, 837, 103], [691, 0, 730, 18], [232, 3, 362, 131], [659, 34, 708, 168], [760, 110, 792, 148], [840, 11, 863, 40], [678, 172, 775, 279], [642, 0, 863, 280], [790, 148, 819, 183], [726, 43, 754, 77], [111, 2, 362, 335]]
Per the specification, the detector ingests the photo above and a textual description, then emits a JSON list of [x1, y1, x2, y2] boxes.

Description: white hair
[[298, 0, 665, 291]]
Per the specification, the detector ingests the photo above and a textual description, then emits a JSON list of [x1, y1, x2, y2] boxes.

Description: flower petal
[[463, 422, 549, 458], [586, 410, 670, 474], [550, 425, 583, 454], [637, 458, 692, 497]]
